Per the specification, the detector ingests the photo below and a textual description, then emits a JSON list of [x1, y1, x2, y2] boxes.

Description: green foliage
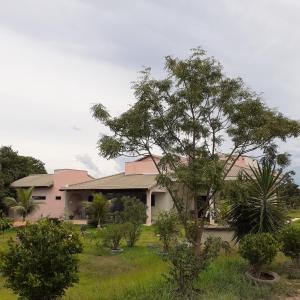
[[0, 146, 46, 212], [4, 187, 43, 221], [101, 223, 125, 250], [91, 47, 300, 253], [83, 193, 109, 228], [280, 171, 300, 209], [121, 197, 147, 247], [280, 225, 300, 267], [154, 211, 179, 253], [165, 242, 202, 299], [226, 162, 287, 241], [0, 212, 11, 236], [239, 233, 279, 276], [0, 218, 83, 300]]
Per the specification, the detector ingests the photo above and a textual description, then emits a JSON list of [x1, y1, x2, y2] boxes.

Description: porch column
[[146, 189, 152, 225], [209, 195, 216, 225]]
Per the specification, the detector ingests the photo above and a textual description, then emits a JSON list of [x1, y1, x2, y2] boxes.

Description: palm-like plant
[[4, 187, 42, 221], [83, 193, 109, 228], [226, 161, 287, 241]]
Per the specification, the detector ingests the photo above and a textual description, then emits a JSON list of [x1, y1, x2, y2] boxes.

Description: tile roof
[[11, 174, 54, 188]]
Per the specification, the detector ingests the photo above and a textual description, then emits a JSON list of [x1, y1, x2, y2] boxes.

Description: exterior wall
[[151, 191, 173, 221], [125, 157, 160, 175], [27, 170, 91, 221]]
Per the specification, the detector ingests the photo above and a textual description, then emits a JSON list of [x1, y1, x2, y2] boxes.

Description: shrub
[[239, 233, 279, 277], [165, 242, 201, 298], [154, 211, 179, 253], [0, 218, 83, 300], [121, 197, 147, 247], [280, 225, 300, 267], [101, 223, 125, 250], [0, 214, 11, 237]]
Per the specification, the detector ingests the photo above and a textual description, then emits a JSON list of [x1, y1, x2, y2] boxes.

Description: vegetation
[[91, 48, 300, 254], [281, 225, 300, 267], [154, 211, 179, 253], [83, 193, 109, 228], [0, 212, 11, 238], [121, 196, 147, 247], [0, 218, 82, 300], [239, 233, 279, 277], [280, 171, 300, 209], [3, 187, 43, 221], [0, 146, 46, 212], [226, 162, 287, 241], [101, 223, 126, 251]]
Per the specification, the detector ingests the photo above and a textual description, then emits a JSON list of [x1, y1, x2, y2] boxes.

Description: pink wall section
[[28, 169, 92, 221], [125, 157, 160, 175]]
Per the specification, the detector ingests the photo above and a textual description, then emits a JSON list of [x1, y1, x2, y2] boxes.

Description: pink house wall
[[28, 169, 92, 221], [125, 157, 160, 175]]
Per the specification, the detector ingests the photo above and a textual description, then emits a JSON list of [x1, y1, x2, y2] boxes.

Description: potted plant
[[280, 225, 300, 278], [239, 233, 280, 284]]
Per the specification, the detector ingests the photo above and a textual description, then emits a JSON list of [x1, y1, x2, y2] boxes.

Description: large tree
[[0, 146, 46, 211], [91, 48, 300, 254]]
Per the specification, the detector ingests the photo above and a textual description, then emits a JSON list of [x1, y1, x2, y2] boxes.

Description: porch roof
[[60, 173, 158, 191], [11, 174, 54, 188]]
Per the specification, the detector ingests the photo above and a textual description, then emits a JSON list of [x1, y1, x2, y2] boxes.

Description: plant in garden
[[101, 223, 125, 250], [91, 47, 300, 254], [226, 161, 287, 241], [154, 211, 179, 253], [83, 193, 109, 228], [239, 233, 279, 277], [121, 196, 147, 247], [280, 225, 300, 267], [3, 187, 43, 221], [0, 218, 83, 300], [0, 212, 11, 238]]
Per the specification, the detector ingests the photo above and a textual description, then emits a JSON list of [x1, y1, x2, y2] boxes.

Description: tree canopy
[[91, 48, 300, 253], [0, 146, 46, 211]]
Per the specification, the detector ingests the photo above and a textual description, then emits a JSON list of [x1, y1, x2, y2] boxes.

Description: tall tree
[[91, 48, 300, 254], [0, 146, 46, 211]]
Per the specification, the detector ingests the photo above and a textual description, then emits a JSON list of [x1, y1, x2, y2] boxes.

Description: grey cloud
[[76, 153, 101, 176]]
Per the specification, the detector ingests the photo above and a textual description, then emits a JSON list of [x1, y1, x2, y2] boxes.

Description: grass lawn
[[288, 209, 300, 219], [0, 226, 299, 300]]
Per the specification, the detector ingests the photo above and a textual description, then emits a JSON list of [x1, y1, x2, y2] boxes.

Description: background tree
[[121, 196, 147, 247], [83, 193, 109, 228], [0, 218, 83, 300], [0, 146, 46, 212], [226, 162, 287, 241], [4, 187, 42, 221], [280, 171, 300, 209], [91, 48, 300, 254]]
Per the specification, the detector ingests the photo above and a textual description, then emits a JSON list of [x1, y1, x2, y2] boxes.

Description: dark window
[[151, 194, 155, 207], [56, 196, 61, 200], [88, 195, 93, 202], [32, 196, 46, 200]]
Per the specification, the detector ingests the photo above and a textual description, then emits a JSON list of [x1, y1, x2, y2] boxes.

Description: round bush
[[239, 233, 279, 274], [281, 225, 300, 267]]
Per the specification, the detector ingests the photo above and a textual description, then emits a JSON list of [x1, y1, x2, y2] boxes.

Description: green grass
[[288, 209, 300, 219], [0, 226, 298, 300]]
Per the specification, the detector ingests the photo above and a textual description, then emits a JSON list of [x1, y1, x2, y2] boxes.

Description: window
[[32, 196, 46, 200], [56, 196, 61, 200], [88, 195, 93, 202], [151, 194, 155, 207]]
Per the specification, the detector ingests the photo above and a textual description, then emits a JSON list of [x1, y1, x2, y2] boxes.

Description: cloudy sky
[[0, 0, 300, 181]]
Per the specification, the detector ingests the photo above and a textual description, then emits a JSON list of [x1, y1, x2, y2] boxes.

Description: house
[[11, 155, 255, 224], [10, 169, 93, 220]]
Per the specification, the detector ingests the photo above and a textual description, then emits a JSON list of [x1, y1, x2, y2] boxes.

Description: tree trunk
[[97, 217, 101, 228]]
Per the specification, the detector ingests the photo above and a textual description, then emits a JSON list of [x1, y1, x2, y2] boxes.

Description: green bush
[[101, 223, 125, 250], [154, 211, 179, 253], [281, 225, 300, 267], [0, 214, 11, 237], [239, 233, 279, 276], [0, 218, 83, 300], [165, 242, 202, 298], [121, 197, 147, 247]]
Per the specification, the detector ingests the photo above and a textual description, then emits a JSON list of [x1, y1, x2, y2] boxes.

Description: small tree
[[226, 162, 287, 241], [4, 187, 42, 221], [101, 223, 125, 251], [121, 196, 147, 247], [154, 211, 179, 253], [239, 233, 279, 278], [83, 193, 109, 228], [281, 225, 300, 267], [0, 218, 83, 300], [0, 212, 11, 238]]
